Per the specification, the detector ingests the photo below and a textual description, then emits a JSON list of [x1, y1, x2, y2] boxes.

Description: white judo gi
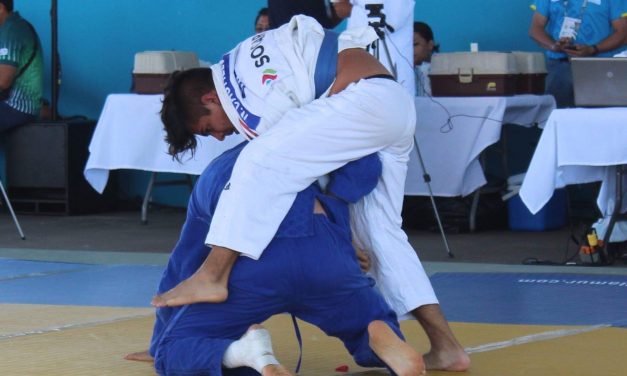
[[207, 15, 437, 316]]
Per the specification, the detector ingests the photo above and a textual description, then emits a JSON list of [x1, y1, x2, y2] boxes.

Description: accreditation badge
[[559, 16, 582, 39]]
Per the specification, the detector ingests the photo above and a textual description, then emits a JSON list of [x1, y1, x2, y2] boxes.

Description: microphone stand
[[366, 3, 454, 258]]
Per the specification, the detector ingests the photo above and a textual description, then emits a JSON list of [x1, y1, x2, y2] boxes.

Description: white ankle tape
[[223, 328, 279, 373]]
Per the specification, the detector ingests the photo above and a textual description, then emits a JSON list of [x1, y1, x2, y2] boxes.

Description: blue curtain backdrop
[[10, 0, 538, 206]]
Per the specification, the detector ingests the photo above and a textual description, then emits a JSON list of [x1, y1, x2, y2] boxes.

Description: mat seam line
[[0, 312, 153, 341], [465, 324, 611, 354]]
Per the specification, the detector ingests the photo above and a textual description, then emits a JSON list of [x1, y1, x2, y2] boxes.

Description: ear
[[201, 90, 220, 105], [428, 40, 435, 52]]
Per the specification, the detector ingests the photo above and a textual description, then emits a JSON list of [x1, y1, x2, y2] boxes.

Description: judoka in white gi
[[152, 15, 469, 372]]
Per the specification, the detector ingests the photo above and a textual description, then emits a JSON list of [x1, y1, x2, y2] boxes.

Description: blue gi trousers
[[545, 59, 574, 109], [0, 102, 36, 133], [152, 214, 403, 376]]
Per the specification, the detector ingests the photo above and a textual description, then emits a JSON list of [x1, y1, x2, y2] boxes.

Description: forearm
[[528, 13, 561, 52], [595, 20, 627, 54], [0, 64, 17, 90], [529, 26, 559, 51], [566, 20, 627, 57]]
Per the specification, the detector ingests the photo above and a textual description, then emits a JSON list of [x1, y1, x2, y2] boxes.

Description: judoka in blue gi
[[148, 141, 425, 376]]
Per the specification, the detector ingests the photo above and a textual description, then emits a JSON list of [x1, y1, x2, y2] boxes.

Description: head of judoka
[[161, 68, 237, 161]]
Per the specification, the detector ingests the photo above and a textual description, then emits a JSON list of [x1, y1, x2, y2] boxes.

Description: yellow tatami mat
[[0, 304, 152, 338], [1, 304, 625, 375]]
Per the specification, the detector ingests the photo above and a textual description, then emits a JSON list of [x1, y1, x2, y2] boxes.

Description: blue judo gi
[[149, 142, 404, 376]]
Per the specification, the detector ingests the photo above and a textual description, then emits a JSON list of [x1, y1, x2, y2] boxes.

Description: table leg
[[0, 180, 25, 239], [141, 172, 196, 224], [141, 172, 157, 225], [601, 164, 626, 262]]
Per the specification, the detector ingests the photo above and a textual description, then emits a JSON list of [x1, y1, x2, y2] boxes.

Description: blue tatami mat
[[3, 258, 627, 328], [431, 272, 627, 327], [0, 259, 163, 307], [0, 258, 90, 279]]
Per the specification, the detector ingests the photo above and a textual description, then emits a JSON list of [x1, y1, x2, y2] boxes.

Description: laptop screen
[[571, 57, 627, 107]]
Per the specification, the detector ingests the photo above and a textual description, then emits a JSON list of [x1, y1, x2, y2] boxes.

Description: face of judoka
[[192, 91, 237, 141]]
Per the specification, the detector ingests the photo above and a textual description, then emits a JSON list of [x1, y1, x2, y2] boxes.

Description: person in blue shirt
[[146, 141, 425, 376], [529, 0, 627, 108]]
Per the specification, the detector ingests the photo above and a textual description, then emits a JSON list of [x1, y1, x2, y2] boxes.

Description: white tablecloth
[[520, 107, 627, 217], [405, 95, 556, 197], [84, 94, 241, 193], [85, 94, 556, 199]]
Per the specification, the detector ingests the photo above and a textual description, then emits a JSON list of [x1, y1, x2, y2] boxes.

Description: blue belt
[[314, 29, 339, 99]]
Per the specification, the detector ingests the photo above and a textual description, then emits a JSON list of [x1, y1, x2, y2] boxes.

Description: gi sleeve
[[327, 153, 382, 203]]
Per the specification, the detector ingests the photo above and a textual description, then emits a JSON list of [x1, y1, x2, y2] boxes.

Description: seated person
[[0, 0, 43, 132], [254, 7, 270, 34], [413, 21, 438, 97], [267, 0, 343, 29], [147, 141, 425, 376]]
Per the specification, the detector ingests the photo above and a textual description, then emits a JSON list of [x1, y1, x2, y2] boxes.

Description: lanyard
[[563, 0, 589, 19]]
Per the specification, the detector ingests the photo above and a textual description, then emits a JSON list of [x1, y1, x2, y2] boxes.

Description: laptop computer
[[571, 57, 627, 107]]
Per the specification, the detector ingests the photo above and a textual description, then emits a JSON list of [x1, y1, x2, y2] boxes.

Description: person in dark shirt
[[267, 0, 343, 29], [0, 0, 43, 132]]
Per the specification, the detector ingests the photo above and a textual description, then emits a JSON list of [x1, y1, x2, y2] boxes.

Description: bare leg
[[151, 246, 238, 307], [261, 364, 293, 376], [368, 320, 425, 376], [412, 304, 470, 372], [123, 350, 153, 363]]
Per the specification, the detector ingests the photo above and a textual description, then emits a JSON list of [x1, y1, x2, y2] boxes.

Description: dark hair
[[255, 7, 268, 26], [0, 0, 14, 12], [414, 21, 440, 53], [161, 67, 215, 161]]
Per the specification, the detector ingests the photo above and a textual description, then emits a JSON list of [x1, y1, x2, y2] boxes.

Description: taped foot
[[150, 273, 228, 307], [368, 321, 425, 376], [223, 324, 288, 374]]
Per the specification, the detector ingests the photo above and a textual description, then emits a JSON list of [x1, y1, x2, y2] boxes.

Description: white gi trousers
[[207, 77, 438, 316]]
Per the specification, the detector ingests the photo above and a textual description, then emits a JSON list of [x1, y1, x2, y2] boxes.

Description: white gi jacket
[[212, 15, 377, 139]]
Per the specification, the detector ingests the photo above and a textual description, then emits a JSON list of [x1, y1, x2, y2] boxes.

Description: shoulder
[[190, 142, 247, 216], [1, 14, 31, 41], [198, 142, 246, 189]]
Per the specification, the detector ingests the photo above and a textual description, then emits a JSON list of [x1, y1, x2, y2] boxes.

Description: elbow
[[528, 27, 538, 42], [0, 76, 13, 91]]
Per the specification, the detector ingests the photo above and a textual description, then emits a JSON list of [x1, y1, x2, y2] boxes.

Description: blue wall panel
[[11, 1, 538, 206]]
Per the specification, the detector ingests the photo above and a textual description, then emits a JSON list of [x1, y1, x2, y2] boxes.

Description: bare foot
[[124, 350, 154, 363], [424, 348, 470, 372], [151, 246, 238, 307], [151, 272, 228, 307], [368, 321, 425, 376], [411, 304, 471, 372], [262, 364, 293, 376]]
